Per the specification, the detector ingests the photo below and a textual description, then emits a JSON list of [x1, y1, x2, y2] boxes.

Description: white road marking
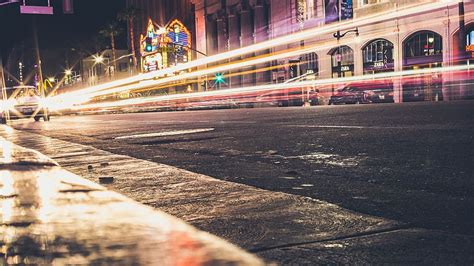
[[292, 125, 410, 129], [292, 125, 366, 129], [115, 128, 215, 140]]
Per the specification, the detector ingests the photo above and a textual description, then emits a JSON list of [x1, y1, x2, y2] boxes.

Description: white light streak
[[115, 128, 215, 140], [72, 64, 472, 111], [54, 0, 460, 102]]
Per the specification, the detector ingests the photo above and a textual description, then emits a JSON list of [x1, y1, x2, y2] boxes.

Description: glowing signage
[[465, 45, 474, 52], [140, 19, 192, 73]]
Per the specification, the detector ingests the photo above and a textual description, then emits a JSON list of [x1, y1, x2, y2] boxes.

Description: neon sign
[[140, 19, 193, 73]]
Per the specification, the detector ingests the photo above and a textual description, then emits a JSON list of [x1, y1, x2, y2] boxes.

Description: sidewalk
[[0, 137, 263, 265]]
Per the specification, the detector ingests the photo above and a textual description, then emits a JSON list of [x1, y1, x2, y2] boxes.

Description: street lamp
[[94, 55, 104, 64], [333, 27, 359, 41]]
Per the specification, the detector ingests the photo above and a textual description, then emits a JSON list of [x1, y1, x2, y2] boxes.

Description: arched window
[[331, 46, 354, 67], [363, 39, 393, 63], [402, 31, 443, 102], [330, 46, 354, 78], [404, 31, 442, 58], [363, 39, 394, 74]]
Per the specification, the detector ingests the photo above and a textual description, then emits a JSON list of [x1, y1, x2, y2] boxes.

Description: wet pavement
[[2, 101, 474, 264], [0, 138, 263, 265], [7, 101, 474, 235]]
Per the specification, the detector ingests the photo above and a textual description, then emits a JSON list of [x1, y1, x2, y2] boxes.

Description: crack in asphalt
[[250, 223, 414, 253]]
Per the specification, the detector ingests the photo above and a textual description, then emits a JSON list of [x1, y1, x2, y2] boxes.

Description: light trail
[[53, 25, 403, 106], [66, 64, 473, 112], [53, 3, 468, 106], [54, 0, 460, 101], [54, 16, 439, 105]]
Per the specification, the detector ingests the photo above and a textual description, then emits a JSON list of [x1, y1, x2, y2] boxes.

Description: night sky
[[0, 0, 126, 83]]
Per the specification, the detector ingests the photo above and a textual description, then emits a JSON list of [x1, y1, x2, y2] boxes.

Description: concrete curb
[[0, 137, 264, 265]]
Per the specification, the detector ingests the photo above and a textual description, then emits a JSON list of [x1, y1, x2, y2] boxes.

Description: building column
[[254, 1, 271, 84], [195, 4, 207, 92], [206, 15, 218, 56], [194, 4, 207, 60], [216, 14, 228, 54], [394, 29, 403, 103], [442, 20, 451, 101], [228, 8, 242, 88], [354, 43, 363, 77], [240, 6, 255, 86]]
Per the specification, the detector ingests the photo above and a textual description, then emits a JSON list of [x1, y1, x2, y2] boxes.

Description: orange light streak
[[69, 65, 472, 111], [53, 0, 460, 102]]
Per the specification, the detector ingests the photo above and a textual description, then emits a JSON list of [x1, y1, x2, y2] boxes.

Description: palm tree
[[99, 22, 121, 69], [118, 6, 140, 70]]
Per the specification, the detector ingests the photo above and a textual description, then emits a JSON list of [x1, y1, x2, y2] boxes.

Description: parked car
[[363, 83, 395, 103], [329, 82, 394, 105], [329, 86, 367, 105], [1, 86, 50, 124], [255, 88, 321, 107]]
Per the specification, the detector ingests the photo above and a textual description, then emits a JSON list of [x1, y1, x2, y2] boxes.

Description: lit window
[[404, 31, 442, 58], [466, 30, 474, 46], [301, 52, 319, 75], [363, 39, 394, 63]]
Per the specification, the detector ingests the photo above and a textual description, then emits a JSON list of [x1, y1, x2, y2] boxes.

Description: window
[[363, 39, 394, 74], [300, 52, 319, 75], [330, 45, 354, 77], [467, 30, 474, 46], [404, 31, 442, 58], [305, 0, 316, 20], [331, 45, 354, 67], [363, 39, 394, 63]]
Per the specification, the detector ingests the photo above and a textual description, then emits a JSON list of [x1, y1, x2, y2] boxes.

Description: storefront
[[402, 31, 443, 102], [330, 45, 354, 78], [362, 39, 394, 74]]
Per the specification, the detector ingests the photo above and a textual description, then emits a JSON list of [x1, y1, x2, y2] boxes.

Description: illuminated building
[[125, 0, 195, 64], [140, 19, 193, 73], [191, 0, 474, 101]]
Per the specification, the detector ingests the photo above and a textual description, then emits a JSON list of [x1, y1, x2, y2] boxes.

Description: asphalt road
[[11, 101, 474, 236]]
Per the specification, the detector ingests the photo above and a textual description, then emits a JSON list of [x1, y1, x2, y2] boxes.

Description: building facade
[[191, 0, 474, 101]]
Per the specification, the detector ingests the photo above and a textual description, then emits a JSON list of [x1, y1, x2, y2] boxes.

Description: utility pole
[[32, 17, 44, 96], [1, 54, 11, 122], [32, 16, 48, 119]]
